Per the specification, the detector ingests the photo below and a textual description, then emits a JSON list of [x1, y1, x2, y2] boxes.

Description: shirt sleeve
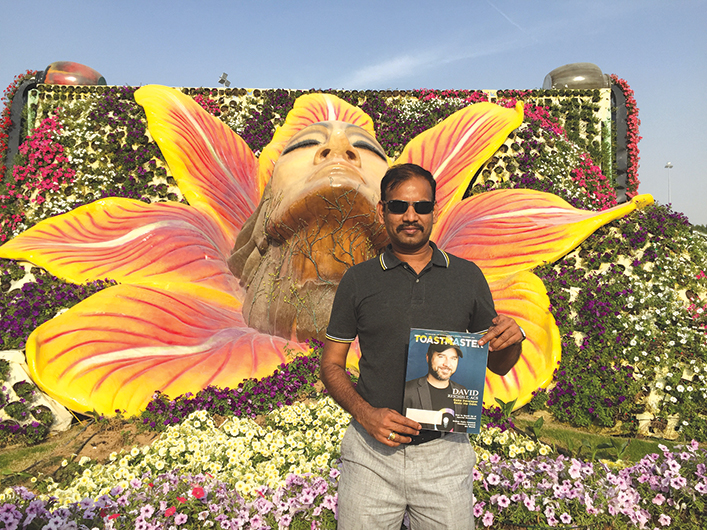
[[325, 267, 358, 343]]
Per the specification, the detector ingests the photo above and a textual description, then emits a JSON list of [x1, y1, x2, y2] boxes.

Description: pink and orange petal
[[135, 85, 260, 242], [0, 198, 240, 293], [26, 282, 300, 415], [433, 189, 654, 280], [395, 102, 523, 218]]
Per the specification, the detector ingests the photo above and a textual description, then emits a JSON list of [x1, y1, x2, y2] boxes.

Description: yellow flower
[[0, 87, 653, 415]]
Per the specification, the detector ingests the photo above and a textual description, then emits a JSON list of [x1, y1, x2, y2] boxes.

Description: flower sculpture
[[0, 86, 652, 416]]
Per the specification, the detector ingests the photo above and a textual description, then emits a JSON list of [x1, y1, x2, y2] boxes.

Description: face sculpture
[[229, 121, 390, 342], [267, 121, 389, 237]]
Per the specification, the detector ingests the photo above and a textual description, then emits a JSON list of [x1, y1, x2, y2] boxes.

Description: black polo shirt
[[325, 241, 496, 413]]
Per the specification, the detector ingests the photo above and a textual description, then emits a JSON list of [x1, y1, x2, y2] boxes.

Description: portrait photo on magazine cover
[[403, 328, 489, 434]]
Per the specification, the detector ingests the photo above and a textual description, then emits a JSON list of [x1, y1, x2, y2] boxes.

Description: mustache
[[396, 222, 423, 232]]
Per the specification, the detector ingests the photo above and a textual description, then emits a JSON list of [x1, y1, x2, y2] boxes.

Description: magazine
[[403, 328, 489, 434]]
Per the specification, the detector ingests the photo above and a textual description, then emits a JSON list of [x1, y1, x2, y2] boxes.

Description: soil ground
[[0, 417, 158, 490]]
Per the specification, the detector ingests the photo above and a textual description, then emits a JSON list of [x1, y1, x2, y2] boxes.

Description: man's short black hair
[[426, 341, 463, 359], [380, 163, 436, 202]]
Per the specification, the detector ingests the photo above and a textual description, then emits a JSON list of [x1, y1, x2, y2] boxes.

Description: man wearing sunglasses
[[321, 163, 524, 529]]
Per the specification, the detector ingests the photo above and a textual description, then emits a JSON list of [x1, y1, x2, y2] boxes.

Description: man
[[321, 163, 524, 529], [404, 343, 468, 432]]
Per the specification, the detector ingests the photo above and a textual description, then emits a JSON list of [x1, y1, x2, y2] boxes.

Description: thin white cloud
[[333, 1, 653, 90], [486, 0, 538, 42], [336, 40, 523, 89], [337, 53, 438, 89]]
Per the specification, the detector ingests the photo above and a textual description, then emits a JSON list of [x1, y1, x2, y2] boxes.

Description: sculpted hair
[[380, 163, 436, 202]]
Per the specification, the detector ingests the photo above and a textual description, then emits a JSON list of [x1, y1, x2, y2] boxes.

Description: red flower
[[177, 496, 187, 503], [165, 506, 176, 517], [108, 513, 120, 520], [192, 486, 205, 499]]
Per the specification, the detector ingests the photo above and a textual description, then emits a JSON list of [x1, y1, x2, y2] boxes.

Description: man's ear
[[432, 201, 439, 224], [376, 201, 386, 225]]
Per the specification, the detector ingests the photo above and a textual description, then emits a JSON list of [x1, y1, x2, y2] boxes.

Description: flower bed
[[474, 441, 707, 529], [3, 396, 707, 528], [37, 397, 348, 505], [1, 470, 338, 529], [533, 204, 707, 439]]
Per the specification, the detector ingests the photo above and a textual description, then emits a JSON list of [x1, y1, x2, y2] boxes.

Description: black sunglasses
[[383, 200, 435, 215]]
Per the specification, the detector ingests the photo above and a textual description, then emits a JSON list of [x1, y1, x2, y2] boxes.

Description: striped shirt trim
[[325, 333, 355, 344], [379, 246, 450, 269], [379, 253, 388, 270]]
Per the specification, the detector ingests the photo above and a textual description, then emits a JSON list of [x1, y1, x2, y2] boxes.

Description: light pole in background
[[665, 162, 673, 204], [218, 73, 230, 87]]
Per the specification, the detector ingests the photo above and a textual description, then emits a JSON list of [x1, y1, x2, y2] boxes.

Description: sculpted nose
[[314, 130, 361, 166]]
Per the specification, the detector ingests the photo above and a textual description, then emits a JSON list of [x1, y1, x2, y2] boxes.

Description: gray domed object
[[543, 62, 610, 89]]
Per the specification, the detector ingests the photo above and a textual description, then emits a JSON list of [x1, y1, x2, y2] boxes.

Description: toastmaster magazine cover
[[403, 328, 489, 434]]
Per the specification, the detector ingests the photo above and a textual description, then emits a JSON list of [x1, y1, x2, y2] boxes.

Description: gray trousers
[[337, 420, 476, 530]]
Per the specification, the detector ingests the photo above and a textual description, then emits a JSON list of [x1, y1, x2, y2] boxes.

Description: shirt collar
[[379, 241, 450, 270]]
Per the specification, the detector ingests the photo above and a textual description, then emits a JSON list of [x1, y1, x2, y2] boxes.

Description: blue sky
[[3, 0, 706, 224]]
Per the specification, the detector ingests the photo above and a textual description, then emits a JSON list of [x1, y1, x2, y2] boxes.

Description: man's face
[[376, 176, 438, 253], [427, 347, 459, 382]]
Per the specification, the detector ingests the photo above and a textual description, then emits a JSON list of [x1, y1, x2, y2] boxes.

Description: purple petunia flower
[[658, 513, 671, 526]]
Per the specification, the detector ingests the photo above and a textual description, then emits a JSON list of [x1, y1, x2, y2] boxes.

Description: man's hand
[[320, 339, 421, 447], [478, 314, 523, 351], [479, 315, 523, 376], [358, 406, 421, 447]]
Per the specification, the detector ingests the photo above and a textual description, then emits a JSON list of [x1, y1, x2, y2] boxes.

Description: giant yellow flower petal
[[484, 271, 561, 408], [395, 102, 524, 219], [0, 198, 239, 293], [135, 85, 260, 243], [26, 282, 301, 416], [433, 189, 654, 280]]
